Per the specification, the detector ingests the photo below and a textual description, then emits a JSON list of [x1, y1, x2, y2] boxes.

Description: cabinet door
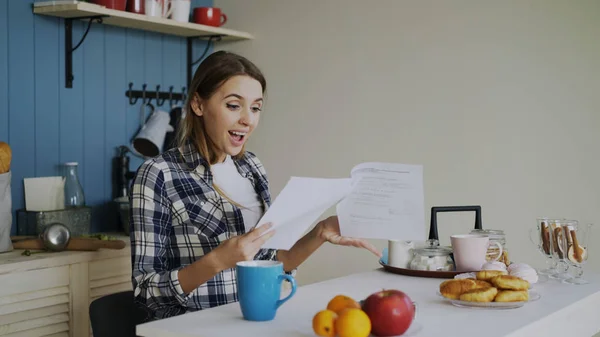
[[0, 266, 70, 336], [88, 256, 133, 336], [89, 256, 133, 303]]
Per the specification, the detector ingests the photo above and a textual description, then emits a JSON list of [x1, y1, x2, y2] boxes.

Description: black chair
[[89, 290, 151, 337]]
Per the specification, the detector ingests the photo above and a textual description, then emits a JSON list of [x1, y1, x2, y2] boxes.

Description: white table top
[[136, 268, 600, 337]]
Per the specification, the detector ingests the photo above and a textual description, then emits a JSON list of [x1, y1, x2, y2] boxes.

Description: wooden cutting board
[[11, 237, 126, 251]]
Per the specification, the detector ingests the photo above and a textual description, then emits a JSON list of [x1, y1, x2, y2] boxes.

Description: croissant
[[0, 142, 11, 174], [439, 279, 477, 300]]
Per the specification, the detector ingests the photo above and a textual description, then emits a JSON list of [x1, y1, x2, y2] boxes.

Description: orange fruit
[[326, 295, 361, 314], [335, 308, 371, 337], [312, 310, 337, 337]]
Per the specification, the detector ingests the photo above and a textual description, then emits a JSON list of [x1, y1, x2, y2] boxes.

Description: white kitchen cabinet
[[0, 234, 131, 337]]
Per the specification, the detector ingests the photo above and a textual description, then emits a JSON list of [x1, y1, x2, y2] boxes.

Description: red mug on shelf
[[126, 0, 145, 14], [90, 0, 127, 11], [193, 7, 227, 27]]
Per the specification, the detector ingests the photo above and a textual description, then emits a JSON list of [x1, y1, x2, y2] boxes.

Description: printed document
[[257, 162, 425, 250]]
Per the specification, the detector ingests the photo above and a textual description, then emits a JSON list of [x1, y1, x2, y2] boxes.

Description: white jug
[[132, 109, 174, 158]]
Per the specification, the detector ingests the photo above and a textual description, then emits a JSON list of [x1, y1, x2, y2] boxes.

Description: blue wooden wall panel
[[192, 40, 211, 81], [162, 35, 182, 107], [82, 25, 106, 204], [0, 1, 8, 142], [142, 32, 164, 175], [144, 33, 163, 113], [104, 26, 128, 230], [58, 20, 85, 219], [83, 25, 107, 230], [104, 26, 128, 193], [34, 14, 61, 178], [8, 1, 36, 223], [5, 0, 214, 234], [180, 35, 186, 93], [125, 29, 147, 173]]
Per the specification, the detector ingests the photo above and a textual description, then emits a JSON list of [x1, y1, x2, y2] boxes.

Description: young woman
[[130, 50, 381, 321]]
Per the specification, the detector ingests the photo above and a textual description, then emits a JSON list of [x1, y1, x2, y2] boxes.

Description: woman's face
[[192, 75, 263, 162]]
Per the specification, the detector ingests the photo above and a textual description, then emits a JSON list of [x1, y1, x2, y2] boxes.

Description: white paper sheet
[[257, 177, 352, 250], [256, 162, 425, 250], [23, 176, 65, 211], [336, 162, 425, 241]]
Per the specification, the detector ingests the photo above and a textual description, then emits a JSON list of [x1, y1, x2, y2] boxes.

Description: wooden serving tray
[[379, 260, 468, 279]]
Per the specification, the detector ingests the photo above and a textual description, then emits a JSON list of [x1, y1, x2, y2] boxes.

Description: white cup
[[168, 0, 191, 23], [145, 0, 163, 18], [388, 240, 415, 269]]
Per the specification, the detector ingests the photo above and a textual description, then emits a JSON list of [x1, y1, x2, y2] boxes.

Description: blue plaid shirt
[[130, 141, 278, 320]]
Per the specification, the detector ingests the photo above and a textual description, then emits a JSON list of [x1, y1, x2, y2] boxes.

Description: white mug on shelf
[[168, 0, 191, 23], [145, 0, 163, 17], [145, 0, 174, 18]]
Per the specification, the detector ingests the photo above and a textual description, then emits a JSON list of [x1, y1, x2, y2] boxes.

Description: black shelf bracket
[[65, 15, 107, 88], [186, 35, 222, 88], [61, 16, 221, 89]]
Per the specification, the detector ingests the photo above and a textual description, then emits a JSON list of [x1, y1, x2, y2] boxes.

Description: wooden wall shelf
[[33, 1, 254, 40], [32, 1, 254, 88]]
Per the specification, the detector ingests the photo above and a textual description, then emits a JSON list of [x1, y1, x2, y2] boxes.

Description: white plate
[[437, 290, 541, 309], [391, 321, 423, 336]]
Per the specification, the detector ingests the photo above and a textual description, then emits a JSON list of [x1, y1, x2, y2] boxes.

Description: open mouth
[[228, 130, 246, 143]]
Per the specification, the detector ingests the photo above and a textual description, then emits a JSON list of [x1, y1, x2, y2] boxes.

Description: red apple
[[361, 289, 415, 336]]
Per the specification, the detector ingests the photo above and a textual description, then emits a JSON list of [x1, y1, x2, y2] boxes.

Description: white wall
[[214, 0, 600, 286]]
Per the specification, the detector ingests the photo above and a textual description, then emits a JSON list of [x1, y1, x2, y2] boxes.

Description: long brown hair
[[177, 50, 266, 165], [177, 51, 267, 208]]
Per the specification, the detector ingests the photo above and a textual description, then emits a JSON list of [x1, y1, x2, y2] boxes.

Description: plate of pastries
[[437, 262, 541, 309]]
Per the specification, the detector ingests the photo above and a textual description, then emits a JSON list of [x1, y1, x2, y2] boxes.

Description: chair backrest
[[89, 290, 150, 337]]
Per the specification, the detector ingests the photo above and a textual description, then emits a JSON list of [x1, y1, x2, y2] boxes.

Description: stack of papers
[[257, 162, 425, 250]]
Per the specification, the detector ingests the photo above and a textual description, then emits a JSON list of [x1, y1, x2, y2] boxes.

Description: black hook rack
[[65, 15, 107, 88], [126, 82, 186, 106]]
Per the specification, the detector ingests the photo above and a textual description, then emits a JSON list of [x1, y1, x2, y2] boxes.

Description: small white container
[[0, 171, 14, 253], [387, 240, 415, 269]]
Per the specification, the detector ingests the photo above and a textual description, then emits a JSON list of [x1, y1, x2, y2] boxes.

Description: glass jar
[[64, 162, 85, 208], [470, 229, 509, 265], [409, 240, 454, 271]]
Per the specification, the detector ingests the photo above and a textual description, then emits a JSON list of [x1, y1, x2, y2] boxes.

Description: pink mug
[[450, 234, 503, 272]]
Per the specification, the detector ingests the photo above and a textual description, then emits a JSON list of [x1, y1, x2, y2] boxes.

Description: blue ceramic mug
[[236, 260, 297, 321]]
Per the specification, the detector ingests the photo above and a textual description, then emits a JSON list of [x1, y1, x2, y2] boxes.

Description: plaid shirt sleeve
[[130, 159, 189, 318]]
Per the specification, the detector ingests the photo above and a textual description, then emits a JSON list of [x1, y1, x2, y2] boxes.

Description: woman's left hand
[[317, 216, 382, 258]]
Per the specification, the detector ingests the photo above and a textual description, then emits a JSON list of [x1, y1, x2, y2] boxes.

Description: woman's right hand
[[212, 223, 277, 270]]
